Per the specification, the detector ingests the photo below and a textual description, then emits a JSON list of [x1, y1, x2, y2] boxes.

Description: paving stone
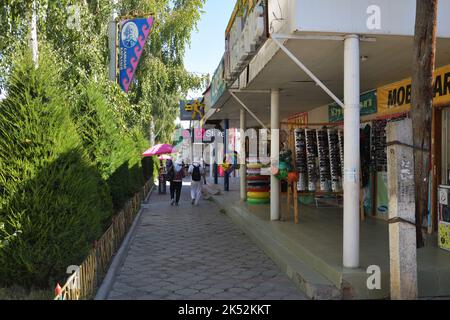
[[200, 287, 226, 295], [106, 187, 307, 300], [174, 288, 200, 296]]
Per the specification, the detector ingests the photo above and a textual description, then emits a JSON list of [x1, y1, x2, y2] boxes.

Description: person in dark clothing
[[168, 160, 185, 206]]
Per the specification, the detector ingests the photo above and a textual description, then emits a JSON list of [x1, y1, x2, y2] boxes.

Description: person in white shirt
[[188, 160, 205, 206]]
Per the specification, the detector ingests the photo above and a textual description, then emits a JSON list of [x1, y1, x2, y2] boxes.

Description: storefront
[[286, 65, 450, 239], [377, 65, 450, 235]]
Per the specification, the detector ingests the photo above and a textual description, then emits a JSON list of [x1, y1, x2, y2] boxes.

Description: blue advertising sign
[[179, 98, 205, 121], [118, 17, 154, 93]]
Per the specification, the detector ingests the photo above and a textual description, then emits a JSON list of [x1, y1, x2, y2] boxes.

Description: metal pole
[[343, 35, 360, 268], [108, 0, 119, 81], [224, 119, 230, 192], [240, 109, 247, 201], [214, 129, 219, 185], [271, 89, 280, 221]]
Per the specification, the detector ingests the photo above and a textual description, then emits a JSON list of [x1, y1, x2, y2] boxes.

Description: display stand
[[283, 122, 348, 223]]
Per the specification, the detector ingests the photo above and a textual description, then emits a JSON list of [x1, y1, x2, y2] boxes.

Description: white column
[[271, 89, 280, 221], [343, 35, 360, 268], [240, 109, 247, 201]]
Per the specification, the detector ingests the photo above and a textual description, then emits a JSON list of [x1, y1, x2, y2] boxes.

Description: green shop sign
[[211, 56, 226, 107], [329, 90, 377, 122]]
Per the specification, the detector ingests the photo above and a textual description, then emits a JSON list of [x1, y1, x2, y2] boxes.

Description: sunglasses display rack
[[338, 130, 344, 172], [294, 128, 308, 191], [317, 129, 331, 192], [328, 129, 342, 192], [371, 119, 388, 172], [305, 129, 318, 192]]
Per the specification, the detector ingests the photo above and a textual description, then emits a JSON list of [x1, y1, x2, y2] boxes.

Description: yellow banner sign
[[377, 65, 450, 116]]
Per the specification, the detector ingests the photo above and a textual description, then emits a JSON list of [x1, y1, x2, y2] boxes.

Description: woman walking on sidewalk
[[168, 160, 185, 206]]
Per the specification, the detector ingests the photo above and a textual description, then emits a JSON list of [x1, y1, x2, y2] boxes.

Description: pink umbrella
[[142, 144, 174, 157]]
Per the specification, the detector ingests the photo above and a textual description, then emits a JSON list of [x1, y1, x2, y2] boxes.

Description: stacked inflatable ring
[[246, 163, 270, 204]]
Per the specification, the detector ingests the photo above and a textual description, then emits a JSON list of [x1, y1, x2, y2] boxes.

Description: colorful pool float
[[247, 198, 270, 205], [247, 192, 270, 199]]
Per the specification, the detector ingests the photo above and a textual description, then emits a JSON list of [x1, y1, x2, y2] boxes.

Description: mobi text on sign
[[377, 65, 450, 116]]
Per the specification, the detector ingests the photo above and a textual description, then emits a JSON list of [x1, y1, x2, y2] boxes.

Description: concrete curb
[[94, 186, 155, 300]]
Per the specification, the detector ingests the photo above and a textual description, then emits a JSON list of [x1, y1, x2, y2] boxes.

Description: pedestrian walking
[[189, 160, 205, 206], [168, 160, 185, 206]]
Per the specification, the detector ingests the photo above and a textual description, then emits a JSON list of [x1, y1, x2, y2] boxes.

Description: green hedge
[[0, 48, 113, 288], [72, 79, 148, 212]]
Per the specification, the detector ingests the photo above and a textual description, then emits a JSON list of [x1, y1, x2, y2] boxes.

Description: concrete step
[[213, 197, 342, 299], [233, 204, 343, 289], [203, 183, 222, 196]]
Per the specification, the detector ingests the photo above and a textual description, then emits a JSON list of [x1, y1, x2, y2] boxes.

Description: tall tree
[[411, 0, 438, 248], [0, 0, 206, 142]]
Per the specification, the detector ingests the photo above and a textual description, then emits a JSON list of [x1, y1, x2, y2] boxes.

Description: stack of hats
[[246, 163, 270, 204]]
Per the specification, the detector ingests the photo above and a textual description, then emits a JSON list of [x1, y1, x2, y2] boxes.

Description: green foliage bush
[[72, 79, 149, 212], [0, 48, 113, 288]]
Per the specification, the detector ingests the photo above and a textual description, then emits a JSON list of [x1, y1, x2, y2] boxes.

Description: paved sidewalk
[[106, 183, 307, 300]]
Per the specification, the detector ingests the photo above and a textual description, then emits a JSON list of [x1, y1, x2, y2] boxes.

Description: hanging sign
[[118, 17, 154, 93], [377, 64, 450, 116], [329, 90, 377, 122], [179, 98, 205, 121], [211, 57, 226, 107]]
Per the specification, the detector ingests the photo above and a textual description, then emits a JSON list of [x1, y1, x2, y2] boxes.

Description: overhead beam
[[229, 90, 269, 130], [271, 34, 345, 109], [272, 33, 376, 42]]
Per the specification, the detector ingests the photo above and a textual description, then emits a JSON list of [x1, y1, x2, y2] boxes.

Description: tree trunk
[[29, 0, 38, 67], [149, 119, 156, 146], [411, 0, 438, 248]]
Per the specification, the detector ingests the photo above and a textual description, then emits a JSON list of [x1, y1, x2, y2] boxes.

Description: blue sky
[[184, 0, 235, 99]]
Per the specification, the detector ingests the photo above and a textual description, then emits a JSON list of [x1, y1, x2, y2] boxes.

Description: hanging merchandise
[[371, 119, 388, 172], [338, 130, 344, 173], [305, 129, 318, 191], [294, 129, 308, 191], [276, 149, 293, 181], [360, 124, 372, 188], [317, 128, 331, 192], [328, 129, 342, 192]]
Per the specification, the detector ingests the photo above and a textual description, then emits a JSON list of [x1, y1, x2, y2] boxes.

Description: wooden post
[[431, 106, 441, 233], [294, 182, 299, 224], [287, 177, 291, 211], [411, 0, 438, 247], [386, 118, 418, 300]]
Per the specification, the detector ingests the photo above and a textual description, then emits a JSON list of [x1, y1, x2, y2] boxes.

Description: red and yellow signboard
[[287, 112, 309, 124], [377, 65, 450, 116]]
